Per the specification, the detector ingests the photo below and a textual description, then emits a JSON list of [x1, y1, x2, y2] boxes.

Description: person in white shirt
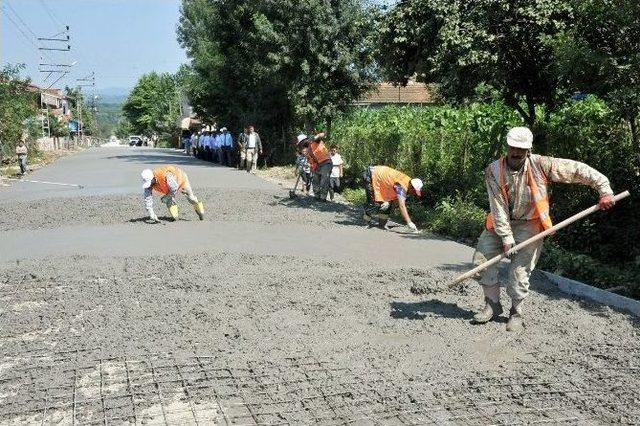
[[245, 125, 263, 173], [329, 146, 344, 201]]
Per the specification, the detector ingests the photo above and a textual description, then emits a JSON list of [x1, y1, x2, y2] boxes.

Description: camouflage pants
[[472, 220, 543, 300], [312, 161, 332, 200]]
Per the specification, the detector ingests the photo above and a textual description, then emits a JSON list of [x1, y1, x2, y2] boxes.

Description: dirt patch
[[0, 254, 637, 424], [0, 187, 363, 231]]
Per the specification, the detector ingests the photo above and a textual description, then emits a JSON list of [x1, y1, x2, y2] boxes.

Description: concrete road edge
[[543, 271, 640, 317]]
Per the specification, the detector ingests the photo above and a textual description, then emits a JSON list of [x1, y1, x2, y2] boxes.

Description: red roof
[[355, 82, 437, 105], [26, 84, 67, 99]]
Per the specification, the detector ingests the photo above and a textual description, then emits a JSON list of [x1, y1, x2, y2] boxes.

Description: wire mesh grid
[[0, 345, 638, 425]]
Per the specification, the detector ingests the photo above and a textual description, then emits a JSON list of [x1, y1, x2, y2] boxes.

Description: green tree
[[549, 0, 640, 166], [0, 64, 36, 159], [377, 0, 573, 127], [64, 86, 97, 135], [122, 72, 181, 138], [177, 0, 379, 161], [114, 117, 133, 139]]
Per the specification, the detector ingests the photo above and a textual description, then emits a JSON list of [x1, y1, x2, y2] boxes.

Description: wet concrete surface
[[0, 147, 638, 424]]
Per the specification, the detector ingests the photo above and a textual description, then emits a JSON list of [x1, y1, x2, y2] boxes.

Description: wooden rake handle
[[449, 190, 631, 288]]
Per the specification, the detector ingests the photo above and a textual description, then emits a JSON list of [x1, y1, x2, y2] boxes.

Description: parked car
[[128, 136, 143, 146]]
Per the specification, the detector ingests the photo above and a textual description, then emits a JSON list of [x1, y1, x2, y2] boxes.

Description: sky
[[1, 0, 188, 95]]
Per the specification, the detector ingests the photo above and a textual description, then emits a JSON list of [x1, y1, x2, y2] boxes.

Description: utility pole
[[38, 26, 71, 89], [76, 72, 95, 146], [37, 26, 72, 140]]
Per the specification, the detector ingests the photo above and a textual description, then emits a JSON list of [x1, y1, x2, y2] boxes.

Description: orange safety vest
[[485, 156, 552, 232], [306, 140, 331, 172], [152, 165, 187, 195], [371, 166, 412, 202]]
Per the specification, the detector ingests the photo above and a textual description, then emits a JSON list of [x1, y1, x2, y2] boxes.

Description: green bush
[[420, 197, 486, 243], [342, 187, 367, 205], [539, 240, 640, 299], [331, 102, 522, 206]]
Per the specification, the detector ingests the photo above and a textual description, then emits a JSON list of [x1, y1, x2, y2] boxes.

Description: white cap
[[410, 178, 423, 197], [220, 127, 227, 132], [506, 127, 533, 149], [297, 134, 308, 143], [141, 169, 154, 189]]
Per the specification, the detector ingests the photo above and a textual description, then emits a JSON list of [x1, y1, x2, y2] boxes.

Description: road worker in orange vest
[[296, 133, 333, 201], [141, 165, 204, 223], [362, 165, 424, 232], [472, 127, 615, 331]]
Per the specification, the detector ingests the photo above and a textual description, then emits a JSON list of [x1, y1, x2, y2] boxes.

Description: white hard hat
[[297, 134, 308, 144], [506, 127, 533, 149], [220, 127, 227, 132], [141, 169, 154, 189], [410, 178, 423, 197]]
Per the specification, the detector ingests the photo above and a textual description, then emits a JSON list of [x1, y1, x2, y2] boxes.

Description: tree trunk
[[629, 114, 640, 170], [526, 96, 536, 128], [507, 93, 535, 128]]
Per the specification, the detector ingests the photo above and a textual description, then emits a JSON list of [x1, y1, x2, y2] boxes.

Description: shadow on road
[[107, 151, 231, 169], [272, 195, 364, 226], [129, 216, 195, 224], [390, 299, 475, 320]]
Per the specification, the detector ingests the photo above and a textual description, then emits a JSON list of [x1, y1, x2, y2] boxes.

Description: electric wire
[[38, 0, 65, 29], [4, 1, 38, 38]]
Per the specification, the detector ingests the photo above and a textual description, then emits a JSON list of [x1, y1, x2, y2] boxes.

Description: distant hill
[[97, 87, 130, 104]]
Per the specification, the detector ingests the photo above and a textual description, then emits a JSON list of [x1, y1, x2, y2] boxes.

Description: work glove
[[502, 242, 518, 258], [407, 222, 419, 233], [599, 194, 615, 210]]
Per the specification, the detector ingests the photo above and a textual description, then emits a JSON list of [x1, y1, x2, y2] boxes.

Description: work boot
[[506, 300, 524, 332], [362, 212, 372, 224], [377, 213, 390, 229], [473, 297, 503, 324], [168, 204, 179, 221], [194, 201, 205, 220], [506, 308, 524, 331]]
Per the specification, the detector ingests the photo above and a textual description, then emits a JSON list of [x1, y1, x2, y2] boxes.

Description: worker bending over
[[296, 132, 332, 201], [141, 165, 204, 222], [363, 165, 423, 232], [473, 127, 615, 331]]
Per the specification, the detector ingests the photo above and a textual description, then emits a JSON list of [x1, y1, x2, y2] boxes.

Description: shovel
[[289, 174, 301, 199], [450, 190, 631, 288]]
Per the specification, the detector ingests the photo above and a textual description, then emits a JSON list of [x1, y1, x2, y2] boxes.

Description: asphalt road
[[0, 147, 637, 425], [0, 146, 473, 268]]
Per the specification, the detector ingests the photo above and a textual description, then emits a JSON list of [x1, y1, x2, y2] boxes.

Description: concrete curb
[[542, 271, 640, 317]]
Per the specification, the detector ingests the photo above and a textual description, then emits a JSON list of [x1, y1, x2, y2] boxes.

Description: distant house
[[354, 81, 438, 108], [26, 84, 72, 120]]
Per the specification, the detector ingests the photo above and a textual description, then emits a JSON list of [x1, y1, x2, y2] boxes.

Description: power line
[[2, 3, 55, 63], [38, 0, 64, 28], [5, 1, 38, 38], [2, 5, 39, 50]]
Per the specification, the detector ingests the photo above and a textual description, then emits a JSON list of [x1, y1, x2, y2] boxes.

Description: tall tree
[[377, 0, 573, 127], [550, 0, 640, 165], [177, 0, 378, 159], [0, 64, 36, 156], [122, 72, 181, 137]]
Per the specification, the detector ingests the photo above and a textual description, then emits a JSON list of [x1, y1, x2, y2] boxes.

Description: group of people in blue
[[183, 127, 235, 167]]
